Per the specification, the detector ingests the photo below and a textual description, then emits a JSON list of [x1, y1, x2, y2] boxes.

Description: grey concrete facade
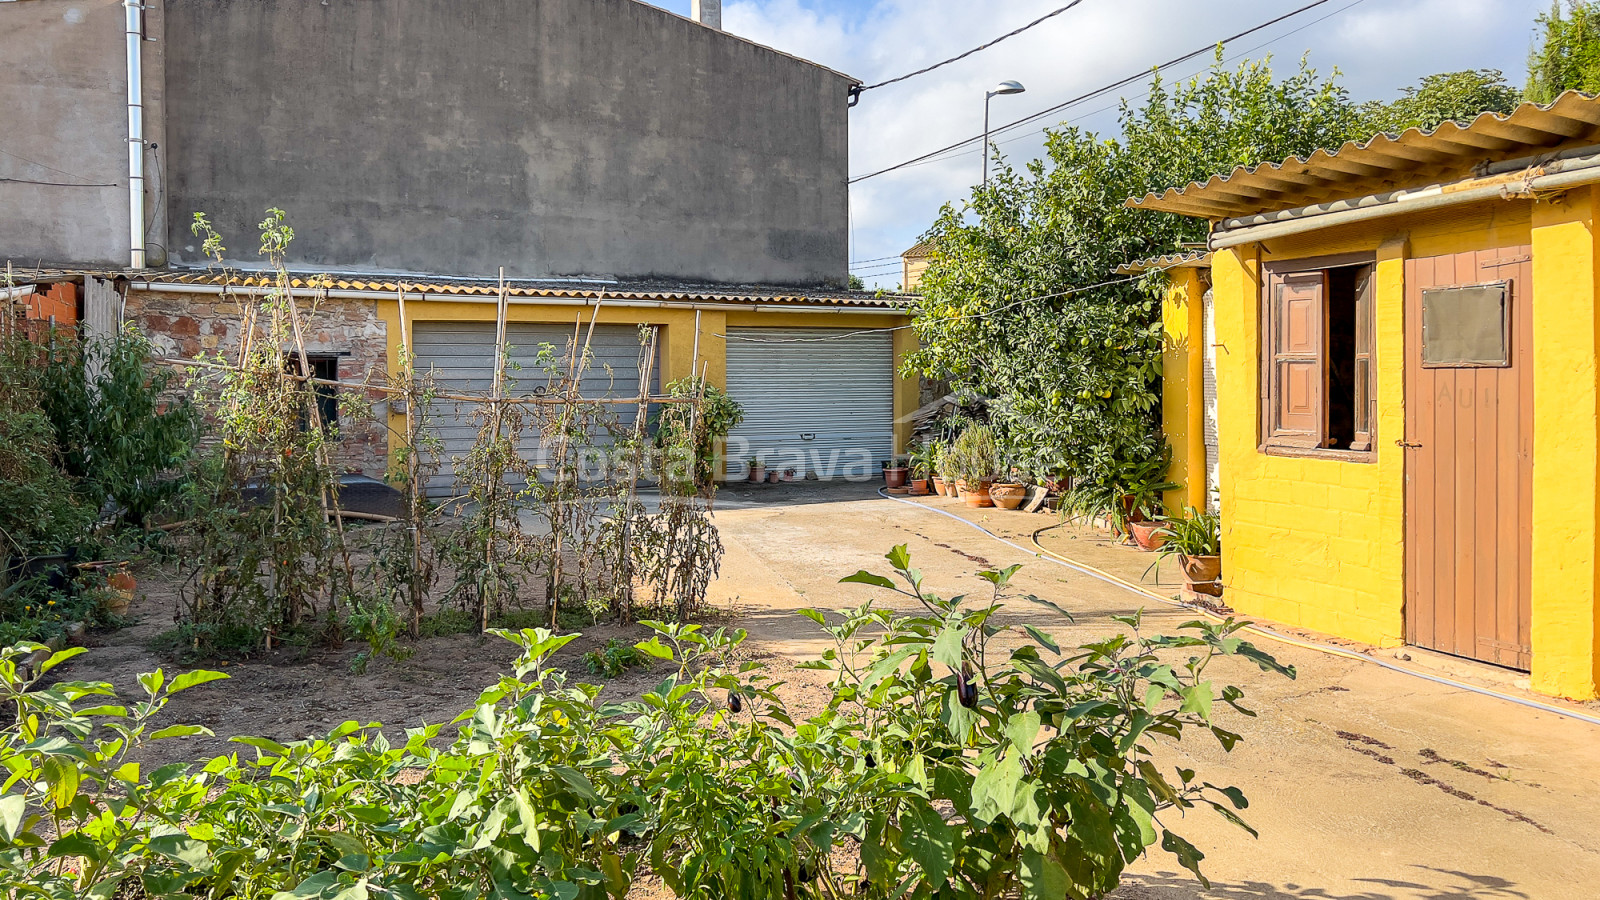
[[1, 0, 853, 285], [0, 0, 145, 268], [162, 0, 852, 284]]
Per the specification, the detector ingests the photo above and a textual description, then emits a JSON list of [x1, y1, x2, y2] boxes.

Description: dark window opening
[[287, 354, 341, 438], [1326, 267, 1359, 450]]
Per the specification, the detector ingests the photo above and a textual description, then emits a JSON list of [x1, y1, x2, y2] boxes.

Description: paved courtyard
[[707, 483, 1600, 900]]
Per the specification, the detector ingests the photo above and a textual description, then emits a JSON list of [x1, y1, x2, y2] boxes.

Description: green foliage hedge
[[0, 548, 1292, 900]]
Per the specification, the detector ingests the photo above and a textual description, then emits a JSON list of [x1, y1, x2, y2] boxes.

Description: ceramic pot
[[909, 478, 930, 496], [749, 465, 766, 483], [958, 479, 994, 508], [1129, 520, 1167, 551], [931, 475, 947, 496], [988, 482, 1026, 510], [883, 466, 909, 489], [1179, 553, 1222, 597], [767, 471, 780, 484]]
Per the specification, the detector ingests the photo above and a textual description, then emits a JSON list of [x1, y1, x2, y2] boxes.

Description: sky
[[645, 0, 1547, 287]]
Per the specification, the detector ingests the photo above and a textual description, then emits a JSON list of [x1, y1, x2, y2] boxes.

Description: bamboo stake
[[396, 285, 425, 638], [483, 268, 511, 633]]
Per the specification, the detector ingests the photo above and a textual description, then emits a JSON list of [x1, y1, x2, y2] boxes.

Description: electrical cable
[[0, 145, 109, 185], [848, 0, 1339, 184], [851, 254, 907, 265], [0, 177, 117, 187], [714, 264, 1177, 344], [872, 488, 1600, 728], [987, 0, 1371, 156], [857, 1, 1090, 92]]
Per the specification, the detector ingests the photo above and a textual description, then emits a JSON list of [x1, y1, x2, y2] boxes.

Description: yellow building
[[1129, 92, 1600, 700]]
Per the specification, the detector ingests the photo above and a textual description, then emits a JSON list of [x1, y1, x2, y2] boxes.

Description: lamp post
[[983, 80, 1026, 186]]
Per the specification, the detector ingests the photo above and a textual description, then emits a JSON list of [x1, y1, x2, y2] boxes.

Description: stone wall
[[126, 289, 390, 477]]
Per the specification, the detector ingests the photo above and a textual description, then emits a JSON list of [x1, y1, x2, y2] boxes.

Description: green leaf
[[930, 623, 969, 668], [37, 647, 87, 676], [970, 754, 1023, 825], [1006, 711, 1042, 757], [886, 544, 912, 572], [1021, 624, 1060, 654], [633, 638, 673, 660], [232, 735, 292, 756], [1161, 829, 1210, 888], [1020, 847, 1069, 900], [151, 724, 212, 740], [168, 670, 229, 694], [272, 870, 341, 900], [1179, 683, 1213, 720], [0, 794, 25, 840], [840, 571, 898, 591], [900, 801, 955, 889]]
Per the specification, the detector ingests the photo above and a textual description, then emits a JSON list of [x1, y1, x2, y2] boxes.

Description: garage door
[[413, 321, 657, 495], [724, 327, 895, 479]]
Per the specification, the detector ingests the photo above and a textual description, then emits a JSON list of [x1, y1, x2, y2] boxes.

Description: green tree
[[1527, 1, 1600, 103], [1361, 69, 1522, 134], [905, 54, 1365, 489]]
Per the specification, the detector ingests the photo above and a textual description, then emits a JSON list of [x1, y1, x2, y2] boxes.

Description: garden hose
[[874, 488, 1600, 728]]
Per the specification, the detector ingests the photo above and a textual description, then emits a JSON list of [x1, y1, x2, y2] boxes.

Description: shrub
[[0, 549, 1289, 899]]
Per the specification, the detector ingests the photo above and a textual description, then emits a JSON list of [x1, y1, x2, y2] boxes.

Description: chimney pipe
[[691, 0, 721, 30]]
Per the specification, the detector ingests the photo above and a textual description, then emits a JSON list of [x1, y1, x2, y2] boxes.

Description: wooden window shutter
[[1350, 265, 1375, 451], [1270, 271, 1327, 447]]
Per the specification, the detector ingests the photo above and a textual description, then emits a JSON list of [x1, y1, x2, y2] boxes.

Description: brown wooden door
[[1404, 247, 1533, 670]]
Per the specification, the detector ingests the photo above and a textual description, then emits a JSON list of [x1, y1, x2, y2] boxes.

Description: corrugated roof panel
[[1128, 91, 1600, 219]]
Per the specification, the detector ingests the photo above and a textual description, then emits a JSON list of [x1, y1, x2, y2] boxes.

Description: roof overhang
[[1126, 91, 1600, 220], [11, 267, 914, 312], [1113, 250, 1212, 276]]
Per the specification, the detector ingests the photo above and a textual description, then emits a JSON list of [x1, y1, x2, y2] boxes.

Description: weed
[[582, 638, 643, 678]]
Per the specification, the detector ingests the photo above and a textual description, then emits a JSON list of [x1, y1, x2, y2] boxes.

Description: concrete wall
[[0, 0, 136, 268], [162, 0, 852, 285]]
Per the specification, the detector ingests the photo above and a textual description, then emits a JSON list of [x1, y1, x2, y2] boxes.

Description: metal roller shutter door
[[412, 321, 657, 495], [724, 327, 894, 479]]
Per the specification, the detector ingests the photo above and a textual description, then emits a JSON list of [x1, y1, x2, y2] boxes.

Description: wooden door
[[1404, 247, 1533, 670]]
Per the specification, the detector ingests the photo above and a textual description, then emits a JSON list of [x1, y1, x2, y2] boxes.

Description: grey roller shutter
[[412, 321, 657, 495], [724, 327, 894, 480]]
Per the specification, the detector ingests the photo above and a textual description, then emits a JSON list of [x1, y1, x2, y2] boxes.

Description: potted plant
[[1061, 449, 1179, 537], [747, 457, 766, 484], [988, 453, 1027, 510], [1150, 506, 1222, 597], [908, 442, 939, 496], [946, 425, 999, 508], [781, 466, 798, 482], [882, 456, 909, 489]]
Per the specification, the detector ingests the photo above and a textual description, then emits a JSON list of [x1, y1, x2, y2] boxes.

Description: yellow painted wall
[[1529, 186, 1600, 700], [1206, 194, 1600, 698], [376, 298, 917, 473], [1212, 202, 1533, 652], [1160, 268, 1207, 513]]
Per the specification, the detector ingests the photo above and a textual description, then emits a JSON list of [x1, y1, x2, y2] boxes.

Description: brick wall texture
[[126, 289, 391, 477]]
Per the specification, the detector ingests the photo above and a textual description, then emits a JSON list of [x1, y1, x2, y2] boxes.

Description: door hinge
[[1395, 439, 1423, 449]]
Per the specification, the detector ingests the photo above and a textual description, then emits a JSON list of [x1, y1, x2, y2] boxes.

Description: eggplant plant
[[805, 545, 1293, 899]]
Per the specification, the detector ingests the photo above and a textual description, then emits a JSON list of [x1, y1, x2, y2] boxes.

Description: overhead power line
[[856, 1, 1091, 93], [848, 0, 1338, 184]]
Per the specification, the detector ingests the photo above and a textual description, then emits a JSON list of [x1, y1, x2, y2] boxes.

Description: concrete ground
[[706, 481, 1600, 900]]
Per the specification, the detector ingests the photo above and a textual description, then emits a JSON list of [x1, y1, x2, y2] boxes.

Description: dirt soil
[[50, 481, 1600, 899]]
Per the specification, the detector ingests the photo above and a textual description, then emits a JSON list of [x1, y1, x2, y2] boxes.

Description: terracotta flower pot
[[959, 479, 994, 508], [749, 465, 766, 483], [105, 570, 136, 616], [931, 475, 947, 496], [766, 471, 780, 483], [1128, 520, 1167, 551], [883, 466, 909, 489], [988, 482, 1026, 510], [909, 478, 930, 496], [1180, 553, 1223, 597]]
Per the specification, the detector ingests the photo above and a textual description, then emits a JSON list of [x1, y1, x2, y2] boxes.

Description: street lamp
[[983, 80, 1026, 185]]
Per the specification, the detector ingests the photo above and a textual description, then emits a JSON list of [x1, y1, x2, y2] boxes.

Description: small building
[[1, 0, 918, 484], [1129, 91, 1600, 701], [901, 241, 936, 292]]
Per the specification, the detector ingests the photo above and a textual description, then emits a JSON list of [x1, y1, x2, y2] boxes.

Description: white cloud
[[707, 0, 1545, 286]]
